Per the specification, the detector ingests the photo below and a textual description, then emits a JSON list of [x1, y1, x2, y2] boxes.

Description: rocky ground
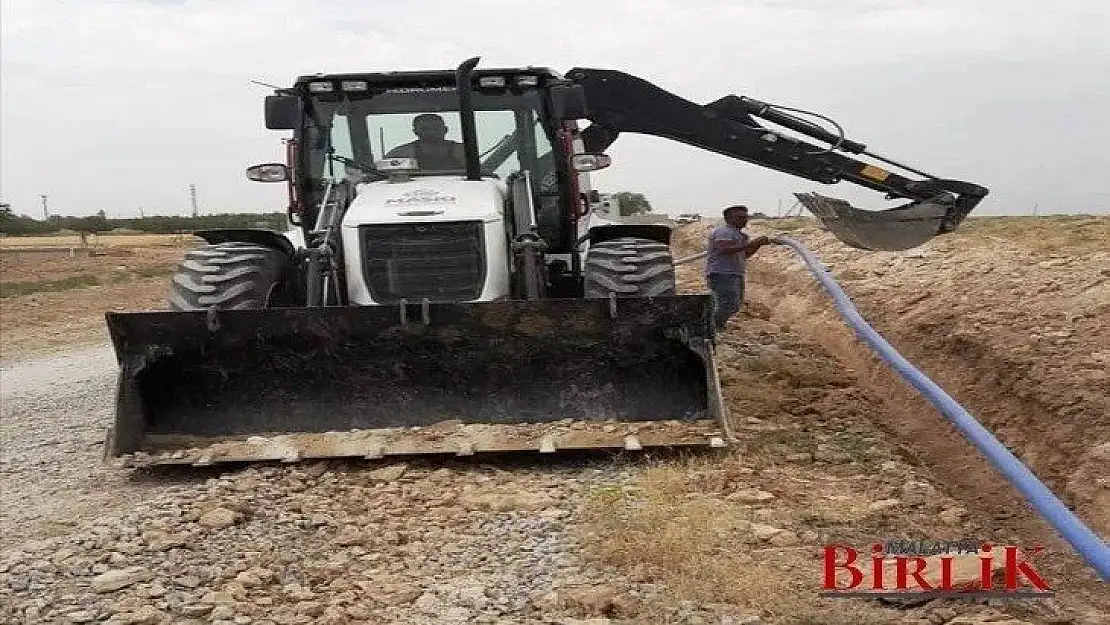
[[2, 216, 1107, 624], [0, 455, 661, 624]]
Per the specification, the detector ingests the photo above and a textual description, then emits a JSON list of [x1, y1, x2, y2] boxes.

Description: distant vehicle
[[675, 213, 702, 224]]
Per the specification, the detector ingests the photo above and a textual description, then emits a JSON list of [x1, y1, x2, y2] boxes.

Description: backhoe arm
[[563, 68, 989, 251]]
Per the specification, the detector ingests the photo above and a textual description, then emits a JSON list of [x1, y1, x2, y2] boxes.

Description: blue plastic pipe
[[770, 234, 1110, 581]]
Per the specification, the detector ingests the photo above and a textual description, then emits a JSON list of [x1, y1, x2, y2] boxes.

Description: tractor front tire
[[583, 236, 677, 298], [167, 241, 289, 311]]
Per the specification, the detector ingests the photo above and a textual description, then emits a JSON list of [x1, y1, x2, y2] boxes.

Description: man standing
[[705, 205, 770, 331]]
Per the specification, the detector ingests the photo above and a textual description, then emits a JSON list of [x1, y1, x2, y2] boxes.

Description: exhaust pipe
[[456, 56, 482, 181]]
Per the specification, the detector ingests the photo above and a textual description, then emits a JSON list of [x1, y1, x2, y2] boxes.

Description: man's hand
[[744, 235, 771, 257]]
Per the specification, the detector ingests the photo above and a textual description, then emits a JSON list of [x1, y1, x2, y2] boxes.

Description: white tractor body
[[338, 175, 513, 306]]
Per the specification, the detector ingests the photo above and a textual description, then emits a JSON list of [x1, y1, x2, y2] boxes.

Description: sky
[[2, 0, 1109, 218]]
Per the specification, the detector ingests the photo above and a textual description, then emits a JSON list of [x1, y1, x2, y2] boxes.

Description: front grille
[[360, 222, 486, 303]]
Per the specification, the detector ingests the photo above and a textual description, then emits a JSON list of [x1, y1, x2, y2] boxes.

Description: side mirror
[[548, 82, 589, 120], [246, 163, 289, 182], [264, 95, 300, 130], [571, 153, 611, 172]]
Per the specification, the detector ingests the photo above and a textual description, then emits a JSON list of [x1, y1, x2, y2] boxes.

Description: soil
[[0, 237, 188, 362], [0, 244, 187, 284], [664, 216, 1109, 615], [1, 219, 1107, 625], [729, 216, 1110, 540]]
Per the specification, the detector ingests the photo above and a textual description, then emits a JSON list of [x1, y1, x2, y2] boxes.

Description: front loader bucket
[[103, 296, 731, 467], [796, 192, 955, 251]]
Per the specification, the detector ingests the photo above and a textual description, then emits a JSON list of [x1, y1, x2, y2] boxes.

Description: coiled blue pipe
[[770, 234, 1110, 581]]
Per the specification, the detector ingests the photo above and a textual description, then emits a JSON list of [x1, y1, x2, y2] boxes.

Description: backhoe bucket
[[103, 296, 731, 467], [795, 192, 955, 251]]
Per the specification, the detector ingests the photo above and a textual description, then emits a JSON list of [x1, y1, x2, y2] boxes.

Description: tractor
[[103, 57, 987, 466]]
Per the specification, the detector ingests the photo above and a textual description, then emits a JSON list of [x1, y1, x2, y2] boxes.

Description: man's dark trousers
[[707, 272, 744, 331]]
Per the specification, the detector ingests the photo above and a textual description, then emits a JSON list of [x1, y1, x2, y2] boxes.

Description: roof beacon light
[[478, 76, 506, 88], [341, 80, 368, 92], [308, 81, 334, 93]]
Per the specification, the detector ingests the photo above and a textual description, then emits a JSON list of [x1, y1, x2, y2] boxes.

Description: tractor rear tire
[[583, 237, 676, 298], [167, 241, 289, 311]]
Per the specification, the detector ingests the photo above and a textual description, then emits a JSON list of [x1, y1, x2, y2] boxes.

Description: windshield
[[303, 86, 556, 184]]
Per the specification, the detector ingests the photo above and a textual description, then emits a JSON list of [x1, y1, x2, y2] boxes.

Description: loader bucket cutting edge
[[795, 192, 954, 251], [103, 296, 731, 467]]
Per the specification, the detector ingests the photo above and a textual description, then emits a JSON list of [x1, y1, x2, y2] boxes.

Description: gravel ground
[[0, 347, 691, 624], [0, 345, 152, 552], [0, 457, 657, 624]]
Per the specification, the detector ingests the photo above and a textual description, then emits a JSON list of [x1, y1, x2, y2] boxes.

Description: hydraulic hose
[[765, 234, 1110, 581], [674, 250, 708, 266]]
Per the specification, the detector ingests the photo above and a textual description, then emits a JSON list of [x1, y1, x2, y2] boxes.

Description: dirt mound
[[744, 216, 1109, 536], [667, 215, 1109, 613]]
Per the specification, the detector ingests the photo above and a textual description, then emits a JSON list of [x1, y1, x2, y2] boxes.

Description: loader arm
[[564, 68, 989, 250]]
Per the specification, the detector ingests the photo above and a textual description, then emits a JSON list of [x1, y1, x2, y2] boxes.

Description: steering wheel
[[329, 154, 388, 181]]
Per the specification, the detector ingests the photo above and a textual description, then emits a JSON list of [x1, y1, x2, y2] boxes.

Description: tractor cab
[[257, 67, 608, 262]]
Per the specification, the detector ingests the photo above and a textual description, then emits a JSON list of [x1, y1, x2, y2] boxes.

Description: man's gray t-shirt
[[705, 224, 748, 276]]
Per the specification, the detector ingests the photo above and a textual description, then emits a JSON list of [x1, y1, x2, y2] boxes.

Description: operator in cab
[[385, 113, 467, 171], [705, 205, 770, 331]]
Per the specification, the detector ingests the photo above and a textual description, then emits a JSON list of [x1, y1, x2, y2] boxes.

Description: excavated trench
[[669, 218, 1110, 616]]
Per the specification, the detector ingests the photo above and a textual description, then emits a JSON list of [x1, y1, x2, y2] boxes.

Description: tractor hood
[[343, 177, 507, 227]]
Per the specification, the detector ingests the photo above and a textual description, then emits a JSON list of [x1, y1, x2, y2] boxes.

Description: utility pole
[[40, 194, 49, 219], [189, 183, 198, 218]]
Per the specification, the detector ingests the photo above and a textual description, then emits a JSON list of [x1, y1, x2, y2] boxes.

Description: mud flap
[[103, 296, 731, 467], [795, 192, 956, 251]]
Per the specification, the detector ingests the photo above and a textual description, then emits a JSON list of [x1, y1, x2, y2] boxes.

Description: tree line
[[608, 191, 653, 216], [0, 204, 288, 236], [0, 188, 657, 236]]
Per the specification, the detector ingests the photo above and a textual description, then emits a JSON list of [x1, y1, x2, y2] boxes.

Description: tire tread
[[167, 242, 286, 311], [583, 237, 676, 298]]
